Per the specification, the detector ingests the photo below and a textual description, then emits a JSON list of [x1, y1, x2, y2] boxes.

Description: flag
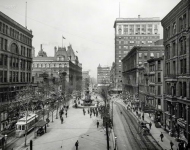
[[62, 36, 65, 39]]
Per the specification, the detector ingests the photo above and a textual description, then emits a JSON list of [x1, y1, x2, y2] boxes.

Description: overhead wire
[[0, 6, 114, 48]]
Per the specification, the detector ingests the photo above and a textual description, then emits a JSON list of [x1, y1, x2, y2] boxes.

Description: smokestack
[[138, 15, 140, 19], [40, 44, 42, 51], [54, 46, 57, 56]]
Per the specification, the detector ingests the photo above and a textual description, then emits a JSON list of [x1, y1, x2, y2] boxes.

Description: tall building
[[82, 71, 90, 91], [122, 45, 164, 109], [97, 65, 110, 84], [114, 16, 161, 93], [161, 0, 190, 145], [0, 11, 33, 130], [32, 44, 82, 94]]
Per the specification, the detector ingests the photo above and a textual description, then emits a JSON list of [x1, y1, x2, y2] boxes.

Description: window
[[173, 61, 176, 75], [172, 42, 176, 57], [0, 71, 3, 82], [158, 86, 161, 95], [0, 54, 3, 66], [139, 53, 142, 58], [173, 22, 176, 35], [4, 71, 7, 82], [11, 43, 19, 54], [158, 72, 161, 82], [183, 82, 187, 97]]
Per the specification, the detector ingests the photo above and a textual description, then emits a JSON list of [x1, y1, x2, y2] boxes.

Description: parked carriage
[[15, 114, 38, 137]]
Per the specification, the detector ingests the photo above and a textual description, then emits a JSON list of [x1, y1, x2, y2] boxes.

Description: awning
[[34, 120, 47, 127]]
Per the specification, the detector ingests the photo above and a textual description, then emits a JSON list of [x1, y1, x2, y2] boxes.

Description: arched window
[[183, 82, 186, 97], [11, 43, 19, 54]]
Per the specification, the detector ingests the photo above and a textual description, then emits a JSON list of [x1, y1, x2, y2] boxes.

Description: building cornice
[[161, 0, 189, 27], [0, 11, 33, 37]]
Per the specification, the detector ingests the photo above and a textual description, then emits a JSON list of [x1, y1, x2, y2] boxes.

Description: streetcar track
[[115, 102, 163, 150]]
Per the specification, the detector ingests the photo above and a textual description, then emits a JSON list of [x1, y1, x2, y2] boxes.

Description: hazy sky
[[0, 0, 180, 78]]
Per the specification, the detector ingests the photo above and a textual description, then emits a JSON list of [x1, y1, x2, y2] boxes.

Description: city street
[[1, 0, 188, 149], [9, 98, 109, 150]]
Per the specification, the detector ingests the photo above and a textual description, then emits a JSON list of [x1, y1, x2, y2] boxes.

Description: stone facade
[[32, 44, 82, 95], [114, 16, 161, 92], [161, 0, 190, 144], [122, 46, 164, 109], [0, 11, 33, 131]]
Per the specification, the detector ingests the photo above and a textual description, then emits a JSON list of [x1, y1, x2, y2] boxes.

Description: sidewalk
[[118, 99, 179, 150], [16, 99, 113, 150]]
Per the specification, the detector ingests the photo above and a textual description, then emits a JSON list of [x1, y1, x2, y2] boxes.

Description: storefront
[[177, 118, 188, 146]]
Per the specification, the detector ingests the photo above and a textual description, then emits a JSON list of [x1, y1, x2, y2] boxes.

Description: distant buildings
[[82, 71, 90, 91], [114, 15, 161, 93], [122, 45, 164, 109], [110, 62, 116, 92], [32, 44, 82, 94], [161, 0, 190, 144], [0, 11, 33, 130], [97, 64, 110, 84]]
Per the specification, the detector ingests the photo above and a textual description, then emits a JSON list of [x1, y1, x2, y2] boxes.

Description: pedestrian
[[149, 122, 152, 129], [65, 112, 67, 118], [61, 117, 64, 124], [88, 109, 89, 114], [160, 132, 164, 142], [75, 140, 79, 150], [90, 113, 92, 118], [170, 140, 174, 150], [97, 121, 99, 128], [142, 114, 144, 121]]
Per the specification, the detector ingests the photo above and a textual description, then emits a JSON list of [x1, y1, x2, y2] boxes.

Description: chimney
[[40, 44, 43, 51], [138, 15, 140, 19], [54, 46, 57, 56]]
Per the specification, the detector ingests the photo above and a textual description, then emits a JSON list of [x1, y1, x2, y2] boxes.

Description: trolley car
[[15, 114, 38, 137]]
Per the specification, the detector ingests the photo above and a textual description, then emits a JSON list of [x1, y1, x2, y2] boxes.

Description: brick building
[[122, 45, 164, 109], [139, 57, 164, 124], [161, 0, 190, 144], [114, 16, 161, 93], [0, 11, 33, 130]]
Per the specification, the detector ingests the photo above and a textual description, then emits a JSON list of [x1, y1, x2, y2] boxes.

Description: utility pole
[[106, 121, 109, 150], [112, 101, 113, 127]]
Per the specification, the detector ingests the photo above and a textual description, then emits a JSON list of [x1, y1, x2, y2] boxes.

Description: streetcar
[[15, 114, 38, 137]]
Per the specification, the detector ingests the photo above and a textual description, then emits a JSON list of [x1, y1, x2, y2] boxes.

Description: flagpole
[[62, 36, 63, 48], [25, 2, 27, 28]]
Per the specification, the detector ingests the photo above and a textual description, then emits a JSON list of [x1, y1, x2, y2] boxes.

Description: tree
[[15, 84, 36, 147]]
